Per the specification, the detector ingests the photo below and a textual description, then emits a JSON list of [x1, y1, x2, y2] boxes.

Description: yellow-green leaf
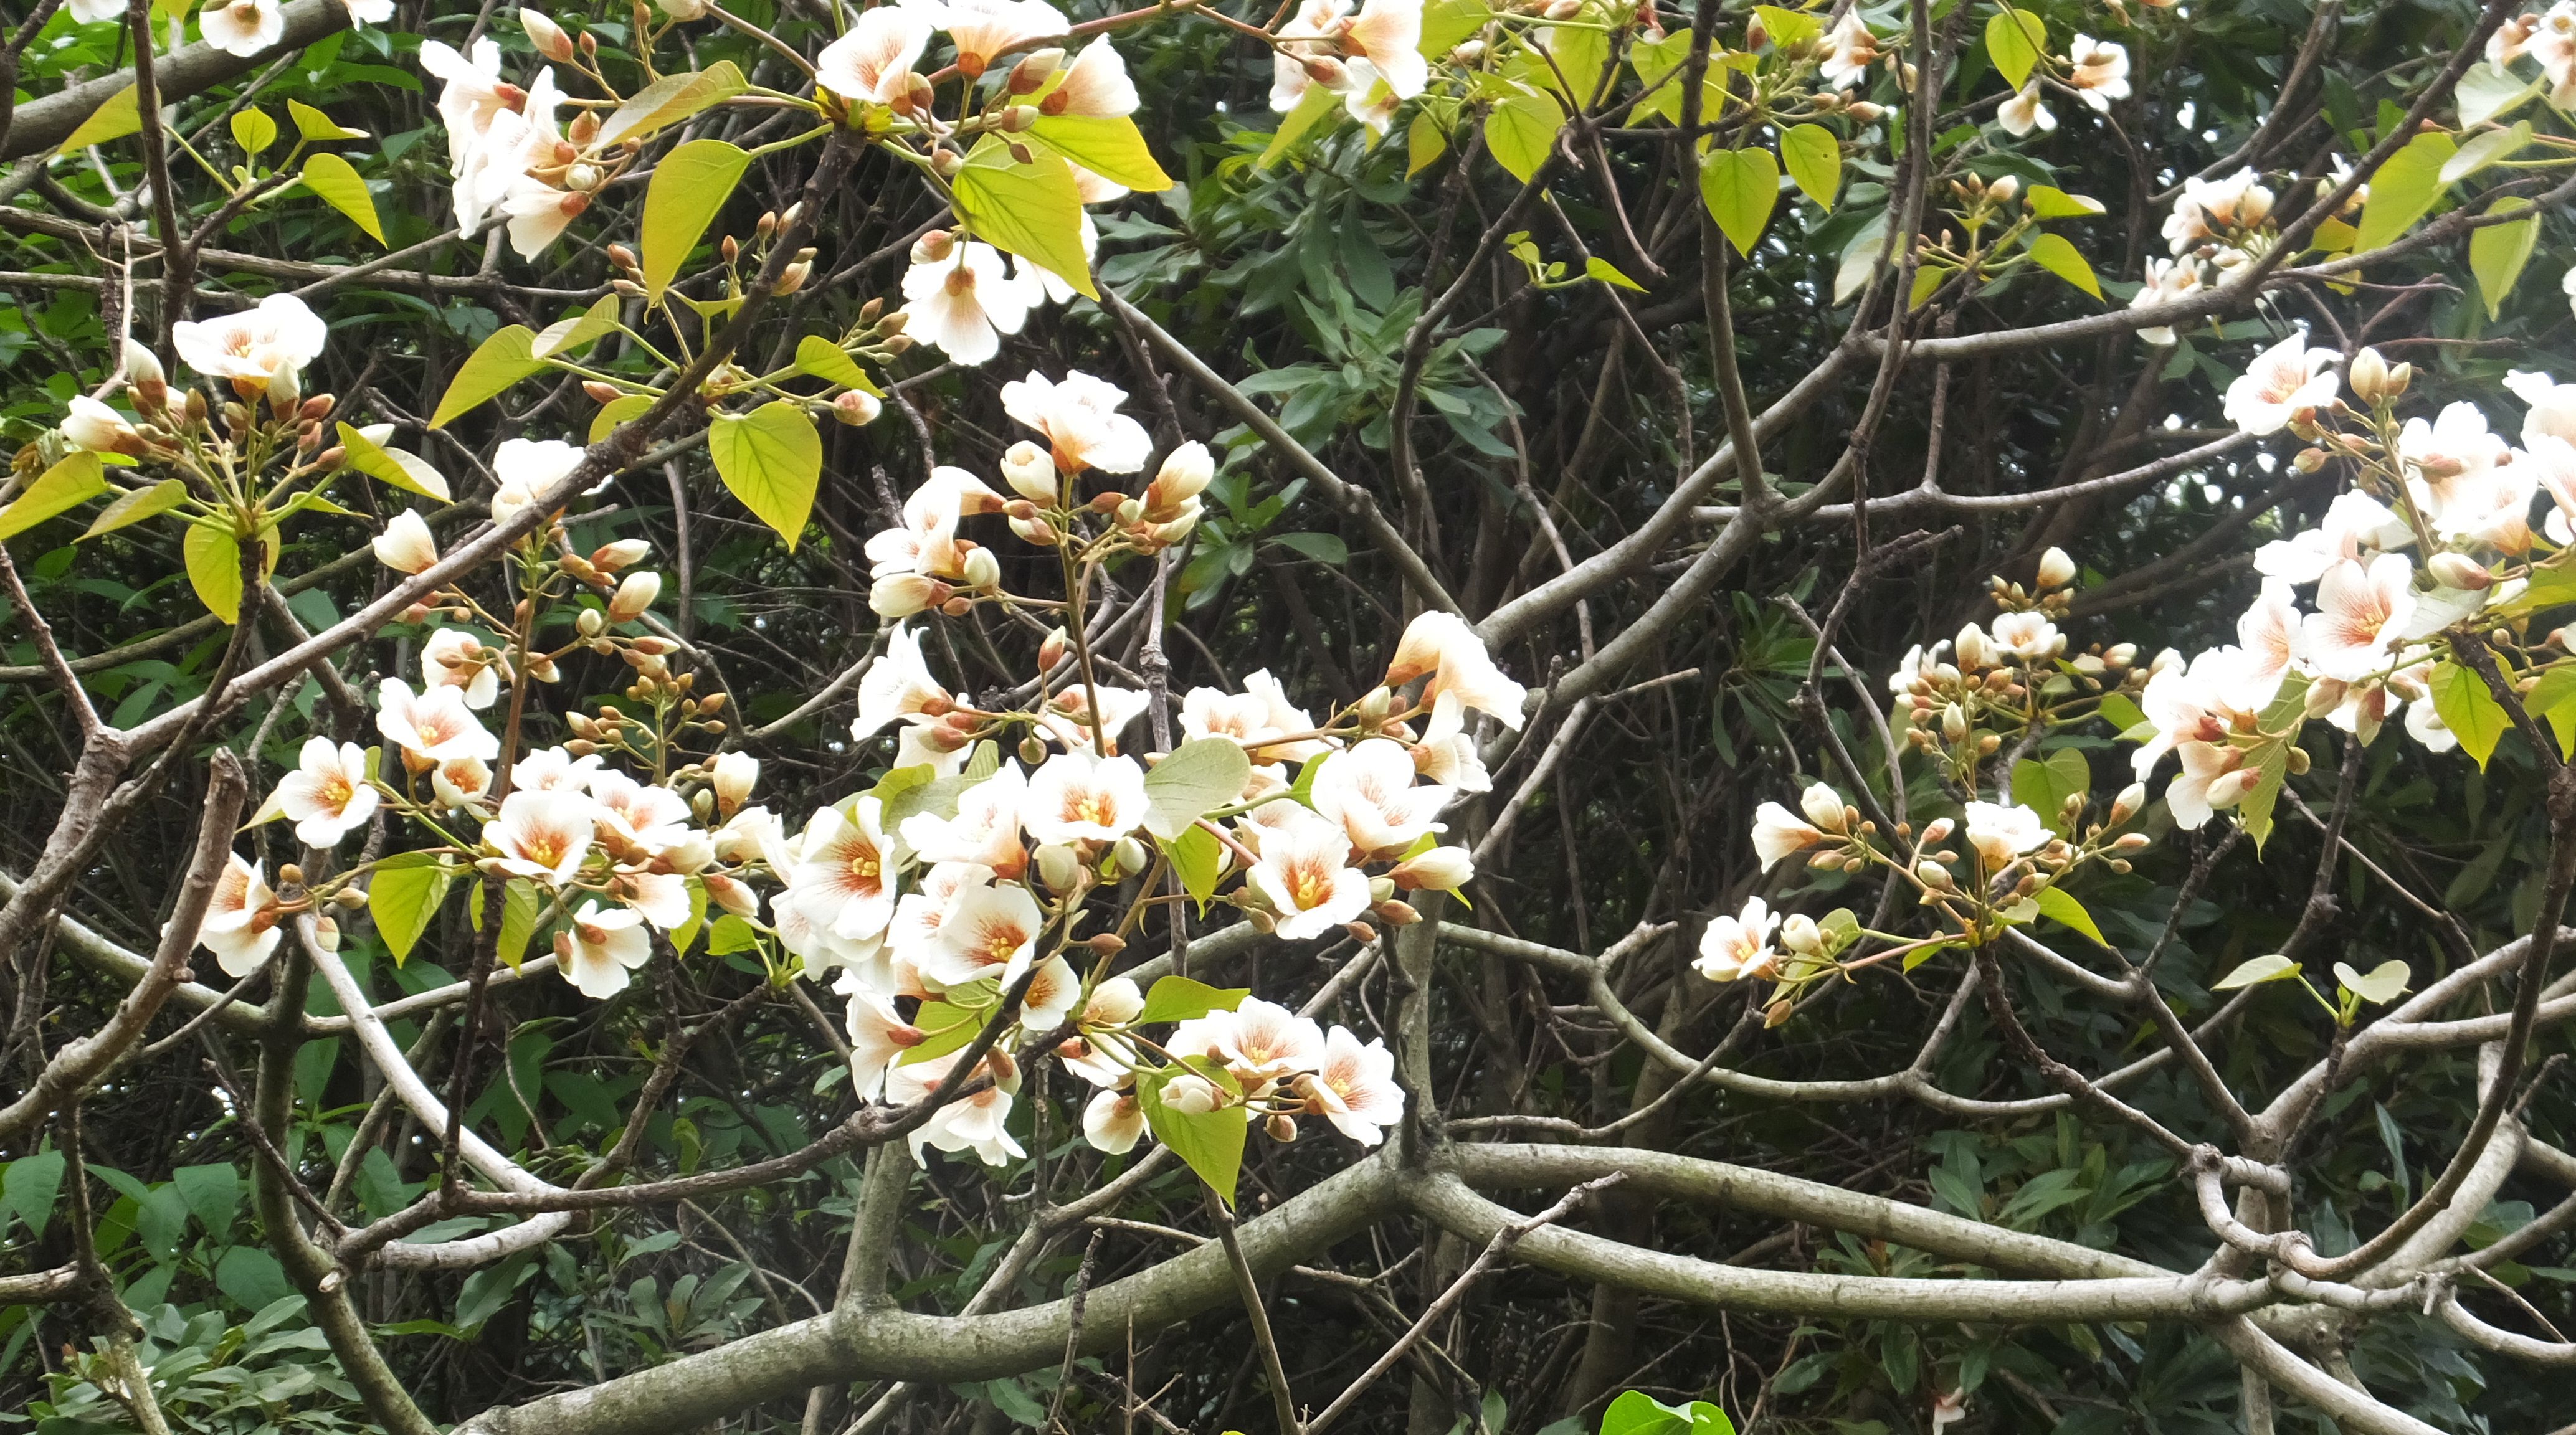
[[2429, 658, 2510, 767], [1779, 123, 1840, 209], [335, 422, 452, 501], [953, 136, 1095, 300], [0, 452, 107, 539], [2334, 959, 2410, 1005], [2033, 886, 2106, 946], [1584, 255, 1646, 290], [368, 853, 455, 965], [230, 107, 276, 157], [1027, 113, 1172, 192], [429, 325, 544, 429], [1141, 738, 1253, 841], [589, 394, 655, 445], [1484, 85, 1564, 183], [1258, 82, 1340, 170], [1136, 975, 1249, 1025], [2529, 664, 2576, 759], [1908, 260, 1949, 310], [2460, 60, 2542, 128], [1420, 0, 1488, 55], [1699, 144, 1778, 255], [2442, 120, 2531, 184], [2213, 953, 2301, 990], [57, 84, 139, 153], [287, 98, 368, 141], [2352, 131, 2455, 257], [794, 335, 885, 395], [81, 478, 188, 539], [533, 294, 621, 359], [596, 61, 748, 148], [1539, 24, 1609, 105], [1406, 108, 1450, 176], [2469, 195, 2539, 320], [2025, 184, 2106, 219], [1141, 1061, 1247, 1205], [1754, 4, 1823, 48], [299, 153, 384, 245], [642, 138, 750, 303], [181, 524, 278, 625], [2027, 232, 2101, 298], [1984, 9, 2046, 90], [708, 400, 822, 550], [1158, 826, 1226, 912]]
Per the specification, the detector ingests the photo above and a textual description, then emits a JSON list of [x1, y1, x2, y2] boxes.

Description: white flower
[[901, 763, 1030, 877], [1344, 0, 1427, 100], [898, 239, 1042, 366], [1694, 896, 1779, 982], [1961, 800, 2049, 869], [170, 294, 328, 399], [1989, 610, 2061, 660], [501, 181, 589, 258], [1751, 801, 1823, 869], [1024, 751, 1150, 844], [791, 800, 904, 945], [2505, 369, 2576, 449], [1200, 998, 1328, 1085], [846, 992, 920, 1100], [2222, 333, 2337, 435], [908, 0, 1068, 75], [1308, 738, 1451, 855], [1248, 807, 1370, 940], [854, 622, 955, 742], [1082, 1088, 1145, 1153], [1000, 371, 1153, 475], [2254, 491, 2412, 584], [924, 878, 1047, 987], [1818, 12, 1880, 86], [1040, 683, 1154, 756], [1385, 611, 1528, 741], [2400, 402, 2519, 539], [557, 902, 651, 998], [2302, 554, 2418, 681], [201, 0, 285, 55], [2131, 257, 2203, 345], [421, 627, 504, 709], [817, 5, 933, 105], [587, 770, 695, 857], [1269, 0, 1352, 111], [64, 0, 121, 22], [890, 1051, 1024, 1165], [62, 396, 140, 454], [373, 511, 440, 574], [2066, 35, 2130, 110], [1301, 1026, 1403, 1144], [1389, 845, 1473, 892], [275, 738, 379, 848], [489, 789, 598, 885], [491, 438, 584, 523], [2164, 168, 2274, 256], [434, 756, 493, 808], [1040, 39, 1138, 116], [2230, 579, 2303, 711], [515, 745, 602, 793], [375, 678, 499, 762], [1410, 733, 1490, 793], [1997, 82, 2055, 136], [888, 860, 994, 973], [194, 855, 281, 977]]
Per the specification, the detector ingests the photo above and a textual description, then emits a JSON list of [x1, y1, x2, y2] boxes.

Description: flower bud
[[961, 546, 1002, 590], [2428, 551, 2492, 590], [2109, 782, 2147, 826], [1002, 440, 1058, 503], [1265, 1113, 1301, 1143], [1039, 627, 1068, 671], [1146, 440, 1215, 513], [1036, 842, 1081, 893], [1009, 514, 1061, 545], [2035, 546, 2075, 589], [592, 539, 650, 572], [1390, 845, 1474, 891], [1987, 174, 2022, 203], [1919, 817, 1955, 845], [1780, 913, 1823, 955], [608, 571, 662, 623], [1954, 623, 1994, 670], [1799, 782, 1846, 833], [1847, 100, 1886, 122], [372, 509, 440, 574], [1344, 920, 1379, 944], [123, 342, 167, 414], [521, 9, 575, 60], [61, 395, 143, 456], [1916, 860, 1956, 893], [710, 751, 758, 815], [834, 389, 882, 426]]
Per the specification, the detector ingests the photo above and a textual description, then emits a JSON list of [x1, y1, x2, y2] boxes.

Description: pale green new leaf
[[642, 139, 751, 303], [287, 98, 368, 140], [2025, 184, 2106, 218], [708, 401, 822, 550], [1699, 145, 1779, 256], [1584, 256, 1647, 290], [2212, 953, 2302, 990], [300, 153, 385, 244], [2469, 196, 2539, 319], [1140, 1063, 1248, 1205], [1027, 113, 1173, 192], [2033, 886, 2107, 946], [1484, 86, 1565, 183], [230, 107, 276, 157], [1159, 825, 1227, 910], [2027, 232, 2101, 298], [56, 85, 139, 153], [1258, 82, 1340, 169], [336, 422, 452, 501], [953, 136, 1095, 300], [795, 335, 885, 395], [1984, 9, 2046, 90], [2441, 121, 2532, 183], [2334, 959, 2410, 1005], [430, 326, 544, 429], [1406, 109, 1450, 176], [1136, 975, 1250, 1025], [2428, 659, 2510, 768], [2352, 131, 2456, 258], [2459, 60, 2542, 127], [81, 478, 187, 539], [369, 853, 455, 965], [0, 453, 106, 539], [590, 394, 654, 445], [1141, 738, 1253, 841], [533, 294, 622, 359], [1779, 123, 1840, 209], [183, 524, 272, 625], [597, 61, 748, 148]]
